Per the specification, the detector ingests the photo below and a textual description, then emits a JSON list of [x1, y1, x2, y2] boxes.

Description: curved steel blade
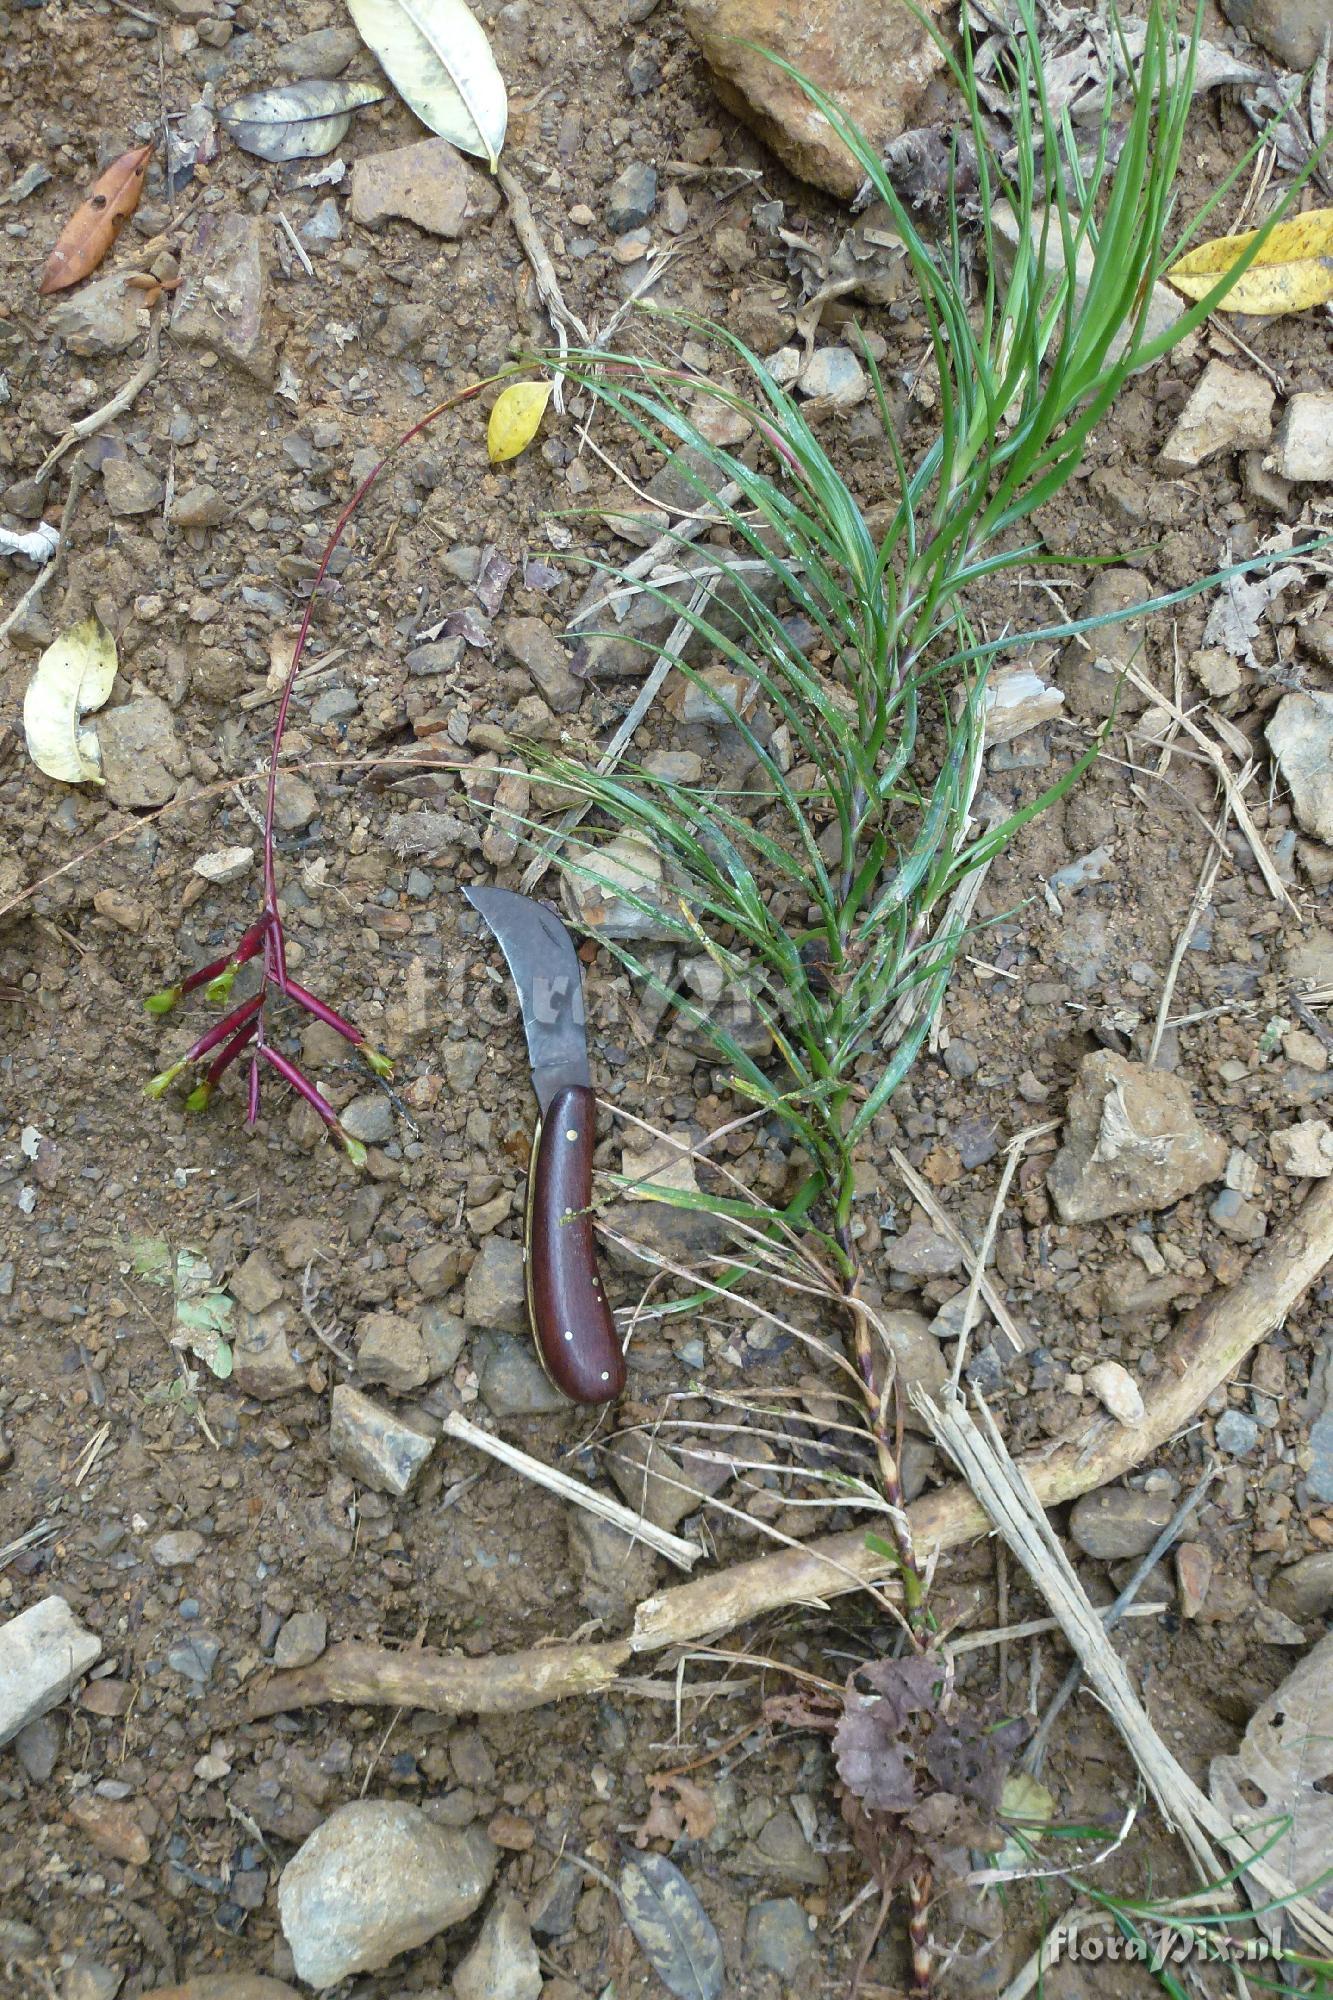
[[464, 886, 589, 1115]]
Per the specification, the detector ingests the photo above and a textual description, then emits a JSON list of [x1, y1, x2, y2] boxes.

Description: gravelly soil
[[1, 0, 1332, 1994]]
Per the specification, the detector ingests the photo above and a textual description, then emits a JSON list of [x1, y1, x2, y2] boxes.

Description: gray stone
[[171, 212, 272, 381], [421, 1306, 467, 1377], [302, 197, 343, 247], [1068, 1485, 1176, 1560], [151, 1530, 205, 1567], [278, 1801, 498, 1987], [232, 1249, 284, 1314], [798, 345, 867, 405], [407, 635, 466, 677], [47, 273, 140, 356], [379, 301, 430, 353], [885, 1217, 963, 1280], [356, 1310, 429, 1392], [560, 832, 678, 940], [1222, 0, 1330, 68], [340, 1091, 394, 1145], [570, 1510, 659, 1623], [1214, 1408, 1260, 1456], [463, 1236, 528, 1332], [273, 1609, 328, 1670], [13, 1712, 62, 1783], [330, 1385, 435, 1496], [529, 1857, 582, 1936], [606, 160, 658, 232], [60, 1957, 122, 2000], [1267, 692, 1333, 846], [873, 1307, 949, 1428], [476, 1331, 565, 1418], [350, 140, 501, 238], [233, 1303, 305, 1400], [1209, 1188, 1267, 1243], [275, 24, 360, 74], [101, 454, 164, 517], [604, 1430, 708, 1532], [501, 615, 582, 713], [1268, 1553, 1333, 1623], [408, 1241, 463, 1298], [737, 1806, 828, 1889], [1057, 568, 1154, 720], [1267, 392, 1333, 482], [170, 482, 227, 529], [0, 1599, 98, 1747], [746, 1897, 816, 1978], [96, 696, 186, 808], [274, 772, 318, 830], [1158, 359, 1273, 472], [453, 1891, 542, 2000], [1049, 1051, 1225, 1223], [166, 1632, 221, 1683]]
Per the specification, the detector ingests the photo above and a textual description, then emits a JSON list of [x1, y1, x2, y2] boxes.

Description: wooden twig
[[891, 1147, 1029, 1355], [250, 1637, 630, 1720], [443, 1411, 702, 1570], [35, 329, 162, 485]]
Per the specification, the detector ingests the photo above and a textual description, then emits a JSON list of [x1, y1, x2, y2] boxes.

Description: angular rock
[[47, 273, 141, 356], [278, 1801, 497, 1988], [798, 345, 866, 405], [1222, 0, 1330, 66], [232, 1304, 305, 1400], [570, 1510, 659, 1623], [273, 1609, 328, 1671], [1068, 1485, 1176, 1560], [1267, 392, 1333, 482], [0, 1597, 101, 1747], [171, 213, 272, 381], [679, 0, 947, 201], [68, 1794, 150, 1866], [1210, 1187, 1268, 1243], [356, 1310, 430, 1391], [350, 139, 501, 238], [1271, 1119, 1333, 1179], [232, 1249, 283, 1314], [464, 1236, 527, 1332], [1048, 1051, 1226, 1223], [194, 845, 253, 884], [94, 696, 186, 809], [1215, 1408, 1260, 1456], [872, 1306, 948, 1428], [452, 1891, 542, 2000], [476, 1331, 566, 1418], [421, 1306, 467, 1377], [606, 161, 658, 233], [1085, 1360, 1145, 1427], [605, 1430, 708, 1532], [142, 1981, 301, 1999], [501, 615, 582, 713], [340, 1091, 394, 1145], [1158, 359, 1273, 472], [171, 483, 227, 530], [1267, 691, 1333, 845], [885, 1216, 962, 1280], [329, 1385, 435, 1496], [1268, 1552, 1333, 1623], [560, 832, 678, 940], [746, 1897, 816, 1978], [984, 667, 1063, 745], [102, 454, 164, 517], [275, 25, 360, 75], [1056, 569, 1153, 721], [152, 1530, 205, 1567], [273, 773, 318, 831]]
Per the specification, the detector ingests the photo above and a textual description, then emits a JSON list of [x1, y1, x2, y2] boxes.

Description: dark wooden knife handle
[[525, 1084, 625, 1405]]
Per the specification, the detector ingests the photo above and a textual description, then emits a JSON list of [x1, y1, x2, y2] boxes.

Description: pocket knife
[[464, 885, 625, 1405]]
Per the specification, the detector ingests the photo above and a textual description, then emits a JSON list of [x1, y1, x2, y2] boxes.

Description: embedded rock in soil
[[1047, 1051, 1226, 1224], [1267, 392, 1333, 482], [47, 272, 141, 356], [356, 1310, 429, 1391], [500, 615, 583, 713], [746, 1898, 817, 1978], [734, 1805, 829, 1889], [606, 160, 658, 233], [232, 1305, 305, 1400], [278, 1801, 497, 1988], [275, 25, 360, 74], [475, 1331, 567, 1418], [885, 1214, 962, 1279], [570, 1510, 659, 1623], [1222, 0, 1330, 72], [560, 831, 678, 940], [798, 345, 867, 404], [101, 453, 164, 517], [1056, 569, 1153, 721], [340, 1092, 395, 1145], [463, 1236, 527, 1332], [453, 1891, 542, 2000], [1068, 1485, 1176, 1560], [1266, 692, 1333, 845], [272, 1609, 328, 1671], [1157, 359, 1273, 472], [1268, 1552, 1333, 1623], [1271, 1119, 1333, 1179], [329, 1385, 435, 1495], [145, 1980, 303, 1999], [873, 1307, 948, 1428], [95, 696, 186, 809], [605, 1430, 709, 1532], [350, 139, 501, 238], [170, 483, 227, 530], [0, 1597, 100, 1747], [232, 1249, 283, 1314], [678, 0, 947, 201], [171, 214, 272, 381]]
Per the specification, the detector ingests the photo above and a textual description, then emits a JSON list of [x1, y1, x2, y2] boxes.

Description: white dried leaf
[[22, 615, 118, 786], [345, 0, 508, 169], [0, 521, 59, 564]]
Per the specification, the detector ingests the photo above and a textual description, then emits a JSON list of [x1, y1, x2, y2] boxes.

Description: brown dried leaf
[[634, 1775, 717, 1848], [39, 143, 153, 295]]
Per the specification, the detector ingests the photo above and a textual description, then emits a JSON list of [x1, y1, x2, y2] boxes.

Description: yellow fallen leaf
[[1167, 208, 1333, 316], [487, 379, 552, 464]]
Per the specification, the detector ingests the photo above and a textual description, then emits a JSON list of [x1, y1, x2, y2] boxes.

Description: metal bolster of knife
[[524, 1082, 625, 1405]]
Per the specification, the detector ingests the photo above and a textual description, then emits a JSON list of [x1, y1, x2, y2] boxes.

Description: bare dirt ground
[[1, 0, 1332, 1994]]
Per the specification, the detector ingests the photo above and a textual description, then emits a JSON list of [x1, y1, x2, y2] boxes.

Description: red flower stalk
[[144, 371, 503, 1162]]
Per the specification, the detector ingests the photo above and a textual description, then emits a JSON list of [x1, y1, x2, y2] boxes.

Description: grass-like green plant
[[537, 0, 1292, 1621]]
